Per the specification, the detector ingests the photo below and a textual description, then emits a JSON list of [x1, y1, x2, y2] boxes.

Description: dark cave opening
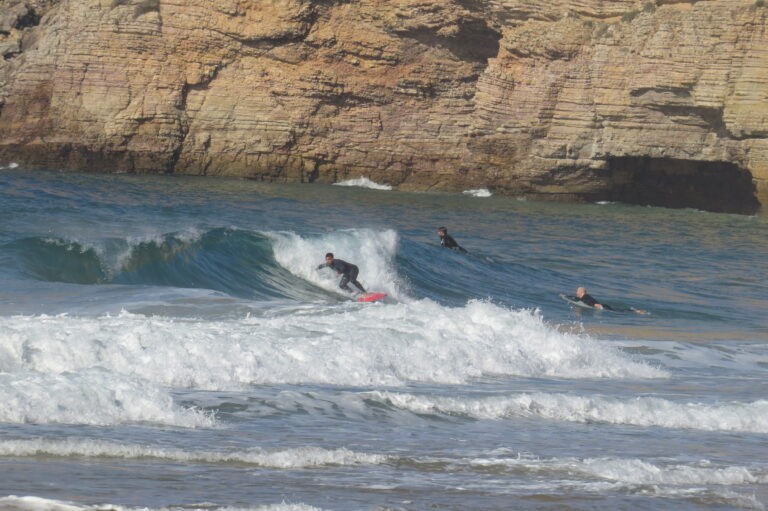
[[397, 19, 501, 64], [602, 157, 760, 215]]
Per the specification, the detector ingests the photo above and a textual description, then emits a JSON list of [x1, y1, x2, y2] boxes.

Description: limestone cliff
[[1, 0, 767, 213]]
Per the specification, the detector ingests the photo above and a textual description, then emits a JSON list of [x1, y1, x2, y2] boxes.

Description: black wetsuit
[[439, 234, 467, 253], [318, 259, 366, 293], [578, 293, 615, 311]]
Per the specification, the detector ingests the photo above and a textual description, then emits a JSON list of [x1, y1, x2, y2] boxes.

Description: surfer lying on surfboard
[[562, 287, 648, 314], [317, 252, 367, 294]]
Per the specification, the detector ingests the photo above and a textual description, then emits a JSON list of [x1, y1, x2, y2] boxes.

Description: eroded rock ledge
[[1, 0, 767, 214]]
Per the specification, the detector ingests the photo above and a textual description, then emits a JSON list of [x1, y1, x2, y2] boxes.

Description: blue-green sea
[[0, 167, 766, 511]]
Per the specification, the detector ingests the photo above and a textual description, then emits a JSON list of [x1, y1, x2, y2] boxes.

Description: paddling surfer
[[574, 287, 612, 310], [573, 287, 648, 314], [437, 227, 467, 253], [317, 253, 367, 294]]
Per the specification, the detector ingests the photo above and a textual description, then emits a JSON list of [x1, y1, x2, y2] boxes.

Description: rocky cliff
[[1, 0, 766, 213]]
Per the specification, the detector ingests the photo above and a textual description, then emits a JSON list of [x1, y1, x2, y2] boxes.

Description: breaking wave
[[369, 391, 768, 433], [332, 177, 392, 190]]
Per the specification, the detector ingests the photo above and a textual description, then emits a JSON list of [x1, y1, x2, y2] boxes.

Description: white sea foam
[[332, 177, 392, 190], [465, 455, 768, 507], [462, 189, 492, 197], [370, 391, 768, 433], [0, 439, 386, 468], [0, 301, 662, 396], [386, 451, 767, 507], [0, 370, 213, 428], [0, 497, 329, 511], [269, 228, 405, 300], [0, 162, 19, 170], [468, 454, 768, 486]]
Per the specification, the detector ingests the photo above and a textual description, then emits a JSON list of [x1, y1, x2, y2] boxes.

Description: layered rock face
[[1, 0, 767, 213]]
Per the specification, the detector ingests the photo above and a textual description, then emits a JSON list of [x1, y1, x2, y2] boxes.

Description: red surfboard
[[357, 292, 387, 303]]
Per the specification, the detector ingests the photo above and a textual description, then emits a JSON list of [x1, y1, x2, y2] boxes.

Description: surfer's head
[[437, 227, 447, 237], [576, 287, 587, 298], [325, 252, 334, 263]]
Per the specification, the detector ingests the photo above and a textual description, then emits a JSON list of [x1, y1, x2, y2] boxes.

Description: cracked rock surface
[[0, 0, 766, 212]]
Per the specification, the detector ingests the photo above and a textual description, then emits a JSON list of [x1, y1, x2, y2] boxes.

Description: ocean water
[[0, 168, 766, 511]]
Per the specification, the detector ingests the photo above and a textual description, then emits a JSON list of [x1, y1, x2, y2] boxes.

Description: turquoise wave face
[[3, 230, 334, 301]]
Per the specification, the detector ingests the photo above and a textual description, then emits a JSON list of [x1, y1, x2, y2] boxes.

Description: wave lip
[[0, 438, 387, 468], [370, 391, 768, 433], [0, 369, 213, 428], [332, 177, 392, 190]]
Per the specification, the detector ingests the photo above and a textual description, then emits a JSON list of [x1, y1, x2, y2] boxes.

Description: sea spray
[[269, 228, 404, 300]]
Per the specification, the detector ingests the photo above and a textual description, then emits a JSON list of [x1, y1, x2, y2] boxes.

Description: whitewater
[[0, 169, 766, 511]]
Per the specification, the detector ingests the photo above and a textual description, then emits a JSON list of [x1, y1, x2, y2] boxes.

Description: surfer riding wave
[[317, 252, 367, 294]]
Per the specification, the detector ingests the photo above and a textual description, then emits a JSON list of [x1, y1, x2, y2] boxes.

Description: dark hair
[[437, 227, 447, 233], [325, 252, 334, 258]]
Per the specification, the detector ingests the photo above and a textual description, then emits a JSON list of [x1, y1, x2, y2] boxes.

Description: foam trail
[[0, 497, 329, 511], [269, 228, 404, 300], [0, 370, 213, 428], [462, 189, 492, 197], [332, 177, 392, 190], [467, 454, 768, 486], [0, 439, 386, 468], [5, 438, 765, 487], [371, 391, 768, 433], [464, 455, 768, 507], [568, 458, 768, 486], [0, 302, 662, 391]]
